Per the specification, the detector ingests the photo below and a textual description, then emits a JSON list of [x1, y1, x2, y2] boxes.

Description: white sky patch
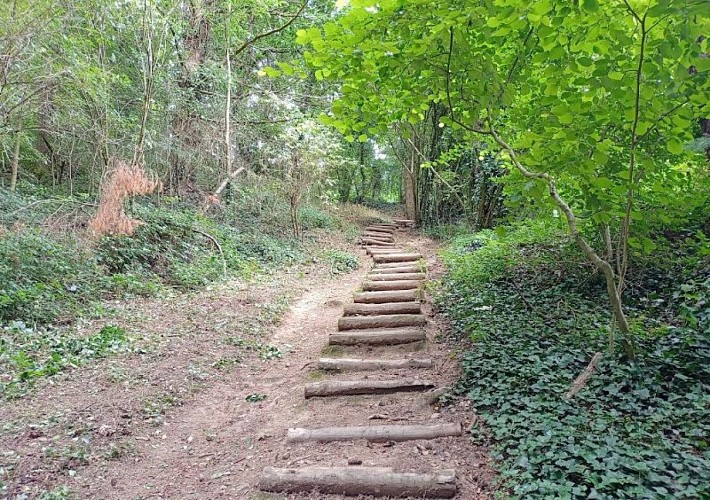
[[335, 0, 349, 9], [374, 142, 387, 160]]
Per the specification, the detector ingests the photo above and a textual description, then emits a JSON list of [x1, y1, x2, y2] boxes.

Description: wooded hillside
[[1, 0, 709, 498]]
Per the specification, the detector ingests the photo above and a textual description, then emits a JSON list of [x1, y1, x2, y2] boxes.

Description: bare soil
[[0, 229, 495, 499]]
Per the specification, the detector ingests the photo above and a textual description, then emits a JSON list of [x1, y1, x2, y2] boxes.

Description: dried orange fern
[[88, 161, 160, 236]]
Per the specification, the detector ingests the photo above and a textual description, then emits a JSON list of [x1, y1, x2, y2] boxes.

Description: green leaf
[[582, 0, 600, 12], [262, 66, 281, 78], [667, 138, 684, 155]]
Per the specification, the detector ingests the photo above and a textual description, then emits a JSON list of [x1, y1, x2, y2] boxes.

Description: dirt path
[[1, 226, 494, 499]]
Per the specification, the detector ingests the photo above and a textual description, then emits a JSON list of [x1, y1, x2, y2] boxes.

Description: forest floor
[[0, 226, 494, 499]]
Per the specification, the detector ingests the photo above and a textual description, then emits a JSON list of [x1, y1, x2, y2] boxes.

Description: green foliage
[[323, 249, 359, 275], [438, 222, 710, 498], [0, 229, 105, 324], [298, 0, 710, 340], [442, 219, 564, 285], [421, 223, 473, 242], [36, 486, 72, 500], [245, 393, 267, 402], [299, 205, 338, 230], [0, 190, 320, 327], [0, 323, 129, 398]]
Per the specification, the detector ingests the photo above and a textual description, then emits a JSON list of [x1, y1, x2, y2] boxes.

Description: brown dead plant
[[88, 161, 160, 236]]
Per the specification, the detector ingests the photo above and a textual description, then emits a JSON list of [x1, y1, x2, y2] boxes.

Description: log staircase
[[259, 219, 460, 498]]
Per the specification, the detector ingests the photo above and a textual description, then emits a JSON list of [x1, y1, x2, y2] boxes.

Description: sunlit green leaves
[[295, 0, 709, 246]]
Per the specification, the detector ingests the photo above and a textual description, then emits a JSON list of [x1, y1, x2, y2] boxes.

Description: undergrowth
[[1, 323, 130, 399], [438, 219, 709, 498], [0, 185, 359, 396]]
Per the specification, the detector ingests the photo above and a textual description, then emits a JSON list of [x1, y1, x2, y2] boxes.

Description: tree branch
[[232, 0, 307, 58]]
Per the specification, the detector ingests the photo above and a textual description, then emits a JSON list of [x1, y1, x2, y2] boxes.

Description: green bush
[[438, 220, 710, 499], [299, 205, 339, 230], [323, 249, 359, 274]]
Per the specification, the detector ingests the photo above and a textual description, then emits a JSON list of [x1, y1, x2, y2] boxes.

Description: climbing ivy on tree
[[296, 0, 710, 358]]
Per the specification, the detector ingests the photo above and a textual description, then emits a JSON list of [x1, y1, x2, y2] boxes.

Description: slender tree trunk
[[169, 0, 213, 194], [133, 0, 155, 167], [489, 122, 635, 359], [404, 164, 417, 222], [224, 2, 232, 179], [10, 130, 20, 191]]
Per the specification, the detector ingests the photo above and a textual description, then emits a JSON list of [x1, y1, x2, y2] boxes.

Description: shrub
[[299, 205, 339, 230], [323, 249, 359, 274]]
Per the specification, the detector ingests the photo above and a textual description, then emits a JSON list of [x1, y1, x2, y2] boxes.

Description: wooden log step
[[375, 261, 424, 269], [364, 235, 394, 243], [338, 314, 425, 331], [366, 250, 406, 257], [353, 290, 419, 303], [329, 327, 425, 345], [365, 229, 394, 236], [287, 422, 462, 443], [343, 302, 421, 316], [367, 246, 404, 252], [304, 378, 435, 398], [373, 253, 422, 263], [368, 273, 425, 281], [366, 248, 404, 255], [259, 466, 457, 498], [370, 266, 422, 274], [361, 281, 422, 292], [317, 357, 433, 371], [393, 218, 415, 224], [362, 240, 395, 246], [363, 237, 394, 243]]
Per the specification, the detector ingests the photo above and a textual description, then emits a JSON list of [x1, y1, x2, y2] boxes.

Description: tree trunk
[[404, 165, 417, 223], [10, 130, 20, 191], [169, 0, 213, 194], [223, 2, 232, 182]]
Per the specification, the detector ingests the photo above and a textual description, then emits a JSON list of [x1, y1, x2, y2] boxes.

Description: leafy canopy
[[298, 0, 709, 231]]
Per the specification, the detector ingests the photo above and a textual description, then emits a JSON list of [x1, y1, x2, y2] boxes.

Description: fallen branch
[[191, 228, 227, 278], [213, 166, 246, 197], [565, 352, 603, 400]]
